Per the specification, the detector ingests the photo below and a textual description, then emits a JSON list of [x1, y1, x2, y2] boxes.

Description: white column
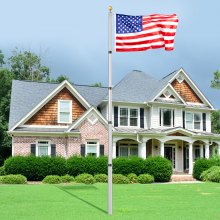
[[205, 143, 210, 159], [200, 144, 204, 158], [218, 145, 220, 156], [160, 141, 164, 157], [189, 143, 193, 175], [138, 141, 146, 159], [112, 141, 116, 159]]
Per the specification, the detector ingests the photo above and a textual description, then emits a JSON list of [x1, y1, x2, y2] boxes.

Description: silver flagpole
[[108, 5, 113, 215]]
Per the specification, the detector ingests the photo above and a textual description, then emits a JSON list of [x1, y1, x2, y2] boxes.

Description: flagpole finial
[[108, 5, 112, 13]]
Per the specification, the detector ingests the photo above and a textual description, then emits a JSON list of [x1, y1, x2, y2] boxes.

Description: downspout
[[136, 132, 142, 143]]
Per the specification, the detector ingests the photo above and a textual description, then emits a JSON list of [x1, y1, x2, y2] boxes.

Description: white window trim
[[58, 100, 72, 124], [118, 106, 140, 128], [160, 108, 174, 128], [185, 112, 202, 131], [85, 140, 100, 157], [36, 140, 51, 157]]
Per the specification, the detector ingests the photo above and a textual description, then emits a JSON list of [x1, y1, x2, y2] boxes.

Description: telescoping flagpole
[[108, 5, 113, 215]]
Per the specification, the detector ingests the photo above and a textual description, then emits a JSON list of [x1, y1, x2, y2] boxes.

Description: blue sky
[[1, 0, 220, 108]]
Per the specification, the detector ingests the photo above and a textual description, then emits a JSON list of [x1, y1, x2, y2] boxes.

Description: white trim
[[7, 131, 80, 137], [58, 100, 72, 124], [159, 108, 175, 128], [20, 125, 69, 129], [10, 80, 91, 132], [36, 140, 51, 157], [85, 140, 100, 157], [185, 111, 202, 131]]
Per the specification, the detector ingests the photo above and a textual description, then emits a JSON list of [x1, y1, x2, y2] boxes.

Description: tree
[[211, 70, 220, 89], [91, 82, 102, 87], [9, 49, 50, 81], [211, 110, 220, 134], [49, 74, 71, 83]]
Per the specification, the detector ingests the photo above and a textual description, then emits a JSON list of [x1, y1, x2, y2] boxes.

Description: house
[[8, 68, 220, 174]]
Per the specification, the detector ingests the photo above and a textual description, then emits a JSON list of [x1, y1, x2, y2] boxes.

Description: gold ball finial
[[108, 5, 112, 12]]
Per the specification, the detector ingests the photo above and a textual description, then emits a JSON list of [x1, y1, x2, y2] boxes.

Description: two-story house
[[8, 68, 220, 174]]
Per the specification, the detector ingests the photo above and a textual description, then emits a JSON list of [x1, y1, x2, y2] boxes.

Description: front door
[[164, 145, 176, 170]]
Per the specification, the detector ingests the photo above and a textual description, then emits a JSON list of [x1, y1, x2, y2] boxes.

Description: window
[[58, 100, 72, 123], [37, 141, 50, 156], [119, 143, 138, 157], [86, 141, 98, 157], [119, 107, 138, 127], [185, 112, 201, 130], [160, 109, 174, 127]]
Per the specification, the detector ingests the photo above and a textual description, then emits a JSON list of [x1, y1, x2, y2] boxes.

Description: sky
[[1, 0, 220, 108]]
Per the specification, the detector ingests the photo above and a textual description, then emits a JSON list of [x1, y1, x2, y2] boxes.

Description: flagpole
[[108, 5, 113, 215]]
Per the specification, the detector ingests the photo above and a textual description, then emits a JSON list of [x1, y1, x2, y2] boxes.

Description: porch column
[[112, 141, 116, 159], [138, 141, 146, 159], [160, 141, 164, 157], [218, 144, 220, 156], [200, 144, 204, 158], [189, 142, 193, 175], [205, 143, 210, 159]]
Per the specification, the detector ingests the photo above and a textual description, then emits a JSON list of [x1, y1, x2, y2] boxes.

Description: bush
[[112, 174, 129, 184], [0, 166, 5, 176], [193, 158, 214, 180], [127, 173, 138, 183], [75, 173, 96, 184], [4, 156, 67, 181], [143, 156, 172, 182], [0, 174, 27, 184], [42, 175, 61, 184], [201, 166, 220, 182], [113, 157, 144, 175], [60, 175, 74, 183], [138, 174, 154, 184], [67, 156, 107, 176], [94, 174, 108, 183]]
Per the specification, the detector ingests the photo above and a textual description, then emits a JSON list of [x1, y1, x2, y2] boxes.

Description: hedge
[[4, 156, 67, 181], [75, 173, 96, 184], [137, 174, 154, 184], [201, 166, 220, 182], [0, 174, 27, 184]]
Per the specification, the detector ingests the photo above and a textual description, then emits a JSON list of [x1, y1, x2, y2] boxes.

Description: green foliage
[[67, 156, 107, 176], [201, 166, 220, 182], [112, 174, 130, 184], [75, 173, 96, 184], [211, 110, 220, 134], [0, 166, 5, 176], [0, 174, 27, 184], [113, 157, 144, 175], [90, 82, 102, 87], [143, 156, 172, 182], [4, 156, 67, 181], [127, 173, 138, 183], [211, 70, 220, 89], [94, 174, 108, 183], [137, 174, 154, 184], [60, 175, 74, 183], [42, 175, 62, 184]]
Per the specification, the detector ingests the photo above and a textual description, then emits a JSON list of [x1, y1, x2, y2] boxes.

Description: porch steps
[[171, 174, 196, 182]]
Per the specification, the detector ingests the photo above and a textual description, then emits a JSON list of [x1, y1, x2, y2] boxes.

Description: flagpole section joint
[[108, 51, 112, 54], [108, 5, 112, 13]]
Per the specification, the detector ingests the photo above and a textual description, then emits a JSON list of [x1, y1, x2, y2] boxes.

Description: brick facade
[[13, 119, 108, 157]]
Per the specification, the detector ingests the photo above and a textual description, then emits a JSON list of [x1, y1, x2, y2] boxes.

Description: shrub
[[138, 174, 154, 184], [0, 174, 27, 184], [75, 173, 96, 184], [127, 173, 138, 183], [60, 175, 74, 183], [113, 157, 144, 175], [143, 156, 172, 182], [193, 158, 214, 180], [112, 174, 129, 184], [94, 174, 108, 183], [0, 166, 5, 176], [201, 166, 220, 182], [67, 156, 107, 176], [42, 175, 61, 184], [4, 156, 67, 181]]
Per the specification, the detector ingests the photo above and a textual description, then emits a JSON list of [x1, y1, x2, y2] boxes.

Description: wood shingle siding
[[171, 79, 203, 103], [25, 88, 86, 125]]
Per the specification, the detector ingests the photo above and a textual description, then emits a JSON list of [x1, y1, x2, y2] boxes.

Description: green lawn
[[0, 182, 220, 220]]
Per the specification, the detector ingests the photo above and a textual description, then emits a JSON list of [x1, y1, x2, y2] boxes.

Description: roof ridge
[[160, 69, 178, 81], [74, 84, 108, 89], [12, 79, 60, 84]]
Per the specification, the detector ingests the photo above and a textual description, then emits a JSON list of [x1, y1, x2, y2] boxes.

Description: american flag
[[115, 14, 178, 52]]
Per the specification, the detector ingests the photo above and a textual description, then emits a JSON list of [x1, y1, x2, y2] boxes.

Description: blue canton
[[116, 14, 142, 34]]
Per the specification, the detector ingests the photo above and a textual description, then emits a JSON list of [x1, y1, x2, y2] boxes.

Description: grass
[[0, 182, 220, 220]]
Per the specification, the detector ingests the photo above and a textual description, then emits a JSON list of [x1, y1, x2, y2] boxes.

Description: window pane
[[59, 112, 70, 123], [194, 122, 201, 130], [186, 113, 193, 121], [120, 117, 128, 126], [120, 147, 128, 157], [60, 101, 71, 112], [130, 147, 138, 156], [163, 109, 171, 126], [87, 145, 97, 154], [186, 121, 193, 129], [39, 146, 48, 156], [130, 109, 138, 117], [130, 118, 137, 126], [194, 113, 201, 121], [120, 108, 128, 116], [194, 113, 201, 129]]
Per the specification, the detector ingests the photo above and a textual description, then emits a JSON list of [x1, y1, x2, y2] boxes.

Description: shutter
[[140, 108, 144, 128], [80, 144, 85, 157], [183, 111, 185, 128], [100, 145, 104, 156], [173, 109, 175, 127], [51, 144, 56, 157], [203, 113, 206, 131], [114, 106, 118, 127], [159, 109, 162, 126], [30, 144, 36, 156], [116, 146, 119, 157]]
